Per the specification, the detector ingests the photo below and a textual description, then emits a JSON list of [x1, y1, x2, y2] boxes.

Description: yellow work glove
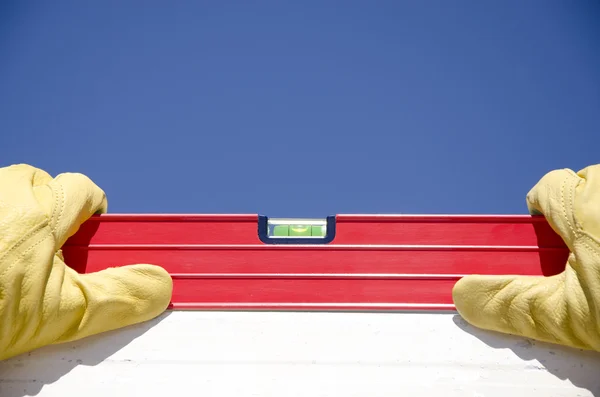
[[453, 164, 600, 351], [0, 164, 173, 360]]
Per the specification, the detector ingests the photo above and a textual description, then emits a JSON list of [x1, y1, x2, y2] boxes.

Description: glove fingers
[[526, 168, 582, 249], [572, 165, 600, 240], [0, 164, 53, 207], [45, 172, 108, 248], [1, 255, 172, 360], [53, 263, 173, 344], [0, 165, 107, 250]]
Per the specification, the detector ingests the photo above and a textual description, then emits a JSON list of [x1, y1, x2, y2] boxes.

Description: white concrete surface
[[1, 311, 599, 396]]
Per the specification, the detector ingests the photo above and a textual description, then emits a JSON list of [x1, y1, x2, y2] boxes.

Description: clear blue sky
[[1, 1, 599, 217]]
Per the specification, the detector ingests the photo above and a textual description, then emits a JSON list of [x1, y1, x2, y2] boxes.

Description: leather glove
[[453, 164, 600, 351], [0, 164, 173, 360]]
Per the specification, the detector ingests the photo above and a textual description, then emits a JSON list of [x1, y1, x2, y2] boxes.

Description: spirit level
[[62, 214, 569, 312]]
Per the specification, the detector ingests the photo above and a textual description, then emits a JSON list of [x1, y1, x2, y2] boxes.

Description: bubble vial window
[[267, 218, 327, 238]]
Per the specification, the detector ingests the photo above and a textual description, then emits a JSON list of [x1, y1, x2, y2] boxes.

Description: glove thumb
[[452, 259, 597, 350], [1, 259, 173, 361], [55, 262, 173, 344], [452, 272, 564, 341]]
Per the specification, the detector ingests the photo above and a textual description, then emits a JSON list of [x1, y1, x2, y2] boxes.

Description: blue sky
[[1, 1, 599, 217]]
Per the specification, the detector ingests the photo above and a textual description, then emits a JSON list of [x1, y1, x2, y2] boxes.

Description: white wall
[[1, 311, 599, 396]]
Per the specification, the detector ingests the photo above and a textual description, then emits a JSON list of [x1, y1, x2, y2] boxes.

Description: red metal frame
[[62, 214, 568, 312]]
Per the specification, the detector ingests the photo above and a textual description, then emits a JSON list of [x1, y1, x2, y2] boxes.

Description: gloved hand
[[453, 164, 600, 351], [0, 164, 173, 360]]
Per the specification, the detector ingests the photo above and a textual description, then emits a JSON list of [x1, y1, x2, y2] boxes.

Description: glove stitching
[[49, 180, 65, 236], [2, 231, 53, 291], [565, 171, 600, 349], [581, 234, 600, 257], [0, 167, 57, 259], [561, 175, 579, 239], [0, 222, 48, 277], [56, 181, 65, 234], [562, 176, 600, 350], [48, 179, 57, 232]]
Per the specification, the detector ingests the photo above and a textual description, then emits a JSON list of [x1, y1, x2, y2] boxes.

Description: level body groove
[[62, 214, 569, 312]]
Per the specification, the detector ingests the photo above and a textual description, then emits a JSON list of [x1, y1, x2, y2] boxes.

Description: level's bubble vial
[[258, 215, 335, 244], [267, 218, 327, 239]]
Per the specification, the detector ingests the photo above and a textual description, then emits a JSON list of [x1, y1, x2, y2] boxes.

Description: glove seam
[[0, 176, 65, 277], [0, 221, 49, 269], [562, 171, 581, 239], [558, 169, 600, 351], [563, 172, 600, 350], [48, 178, 65, 235], [0, 227, 54, 290]]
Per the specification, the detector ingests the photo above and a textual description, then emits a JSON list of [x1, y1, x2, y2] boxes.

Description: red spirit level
[[62, 214, 569, 312]]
